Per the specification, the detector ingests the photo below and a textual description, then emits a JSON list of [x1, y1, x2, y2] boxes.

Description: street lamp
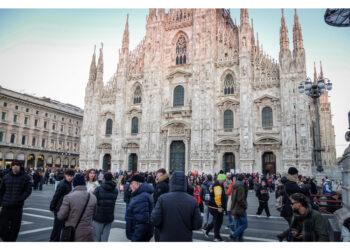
[[298, 76, 333, 172]]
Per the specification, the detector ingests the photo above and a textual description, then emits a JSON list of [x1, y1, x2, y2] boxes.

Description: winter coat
[[125, 182, 154, 242], [256, 185, 269, 202], [289, 206, 329, 241], [57, 185, 97, 242], [208, 181, 227, 210], [123, 182, 132, 204], [0, 170, 32, 208], [153, 174, 169, 205], [199, 180, 212, 204], [151, 171, 202, 242], [230, 180, 248, 216], [193, 186, 202, 205], [93, 180, 118, 223], [50, 179, 72, 213]]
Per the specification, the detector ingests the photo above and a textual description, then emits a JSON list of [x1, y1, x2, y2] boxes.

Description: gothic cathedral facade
[[79, 9, 336, 176]]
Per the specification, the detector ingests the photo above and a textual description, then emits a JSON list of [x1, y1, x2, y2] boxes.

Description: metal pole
[[313, 96, 323, 172]]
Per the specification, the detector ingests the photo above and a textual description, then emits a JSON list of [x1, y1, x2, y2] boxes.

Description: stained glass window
[[224, 74, 234, 95], [176, 35, 187, 65]]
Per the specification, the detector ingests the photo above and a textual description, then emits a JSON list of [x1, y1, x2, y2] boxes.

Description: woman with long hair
[[86, 169, 99, 193]]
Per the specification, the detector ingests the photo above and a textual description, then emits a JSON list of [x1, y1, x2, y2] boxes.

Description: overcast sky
[[0, 2, 349, 157]]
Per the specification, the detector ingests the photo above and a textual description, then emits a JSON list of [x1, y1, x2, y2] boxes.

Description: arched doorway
[[128, 154, 138, 172], [5, 152, 14, 168], [223, 153, 235, 173], [170, 141, 185, 172], [262, 152, 276, 176], [16, 153, 25, 168], [103, 154, 111, 171], [27, 154, 35, 169], [37, 155, 45, 168]]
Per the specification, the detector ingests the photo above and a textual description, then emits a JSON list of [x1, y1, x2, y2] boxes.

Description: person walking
[[227, 174, 248, 242], [0, 161, 32, 241], [86, 169, 99, 193], [200, 174, 213, 231], [57, 174, 97, 241], [49, 169, 75, 241], [151, 171, 202, 241], [255, 180, 271, 218], [125, 174, 154, 242], [92, 173, 118, 242], [204, 173, 227, 242], [289, 193, 329, 241]]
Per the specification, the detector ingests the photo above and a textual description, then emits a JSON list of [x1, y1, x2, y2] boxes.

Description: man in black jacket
[[93, 173, 118, 241], [255, 180, 270, 217], [0, 161, 32, 241], [151, 171, 202, 241], [49, 169, 74, 241]]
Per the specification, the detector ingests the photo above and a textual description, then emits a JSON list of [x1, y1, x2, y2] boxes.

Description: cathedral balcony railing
[[255, 126, 280, 136], [218, 128, 240, 137], [164, 105, 192, 119], [214, 57, 239, 68]]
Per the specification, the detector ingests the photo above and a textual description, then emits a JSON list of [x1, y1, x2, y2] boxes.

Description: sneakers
[[202, 229, 209, 239], [214, 237, 223, 242], [256, 214, 262, 218], [266, 215, 271, 219], [225, 225, 230, 230]]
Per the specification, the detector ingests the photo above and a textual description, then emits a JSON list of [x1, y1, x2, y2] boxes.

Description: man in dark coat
[[151, 171, 202, 241], [125, 174, 154, 242], [255, 180, 270, 217], [0, 161, 32, 241], [153, 168, 169, 241], [93, 173, 118, 241], [49, 169, 74, 241]]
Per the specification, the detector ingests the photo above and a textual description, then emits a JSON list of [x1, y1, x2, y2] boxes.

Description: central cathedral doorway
[[262, 152, 276, 176], [170, 141, 185, 172], [223, 153, 235, 173], [103, 154, 111, 171], [128, 154, 138, 173]]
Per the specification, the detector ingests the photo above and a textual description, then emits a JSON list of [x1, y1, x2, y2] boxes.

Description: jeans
[[93, 221, 112, 242], [202, 203, 213, 228], [232, 212, 248, 241], [206, 208, 224, 240], [0, 207, 23, 242], [227, 212, 236, 230]]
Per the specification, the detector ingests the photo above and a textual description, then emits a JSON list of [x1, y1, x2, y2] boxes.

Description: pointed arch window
[[131, 117, 139, 134], [176, 35, 187, 65], [262, 107, 273, 128], [134, 85, 142, 104], [224, 110, 234, 129], [224, 74, 234, 95], [106, 119, 113, 135], [173, 85, 184, 107]]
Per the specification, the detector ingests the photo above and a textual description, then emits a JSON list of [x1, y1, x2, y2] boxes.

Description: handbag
[[60, 193, 91, 242]]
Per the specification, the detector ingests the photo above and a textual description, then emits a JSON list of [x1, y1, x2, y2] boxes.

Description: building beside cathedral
[[79, 9, 336, 176]]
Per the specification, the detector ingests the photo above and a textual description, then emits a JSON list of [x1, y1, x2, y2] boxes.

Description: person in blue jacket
[[125, 174, 154, 242]]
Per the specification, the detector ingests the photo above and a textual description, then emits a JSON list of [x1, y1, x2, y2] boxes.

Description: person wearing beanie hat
[[0, 160, 32, 241], [204, 172, 227, 241], [57, 173, 97, 241], [287, 167, 298, 177], [125, 174, 154, 241]]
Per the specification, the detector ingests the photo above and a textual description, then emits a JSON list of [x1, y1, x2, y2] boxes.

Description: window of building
[[15, 105, 18, 110], [0, 132, 3, 142], [10, 134, 15, 143], [131, 117, 139, 134], [45, 113, 48, 117], [76, 121, 78, 125], [36, 110, 39, 115], [32, 137, 36, 146], [34, 119, 38, 127], [52, 123, 56, 130], [66, 142, 70, 150], [50, 139, 54, 149], [106, 119, 113, 135], [224, 74, 234, 95], [3, 102, 7, 107], [54, 115, 56, 119], [44, 121, 47, 129], [26, 108, 29, 112], [13, 114, 17, 123], [59, 141, 62, 149], [224, 110, 234, 129], [62, 117, 64, 121], [74, 143, 77, 151], [61, 125, 64, 132], [173, 85, 184, 107], [69, 119, 71, 123], [68, 127, 71, 134], [75, 128, 78, 135], [176, 35, 187, 65], [134, 85, 142, 104], [22, 136, 26, 145], [1, 112, 6, 120], [24, 117, 28, 125], [42, 138, 45, 148], [262, 106, 273, 128]]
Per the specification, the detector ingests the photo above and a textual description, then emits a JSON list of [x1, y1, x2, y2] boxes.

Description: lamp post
[[298, 76, 333, 172]]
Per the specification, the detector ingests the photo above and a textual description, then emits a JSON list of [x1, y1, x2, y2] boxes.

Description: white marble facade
[[79, 9, 335, 176]]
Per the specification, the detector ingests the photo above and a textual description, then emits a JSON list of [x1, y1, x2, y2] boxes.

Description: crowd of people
[[0, 161, 350, 242]]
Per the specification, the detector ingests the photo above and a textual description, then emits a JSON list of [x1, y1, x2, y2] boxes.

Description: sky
[[0, 2, 349, 157]]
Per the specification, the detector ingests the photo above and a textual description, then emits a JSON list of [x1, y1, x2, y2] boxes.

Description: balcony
[[163, 105, 191, 119]]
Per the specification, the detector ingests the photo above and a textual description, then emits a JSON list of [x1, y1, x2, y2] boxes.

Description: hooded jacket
[[125, 182, 154, 242], [0, 170, 32, 208], [230, 180, 248, 216], [93, 180, 118, 223], [153, 173, 169, 205], [151, 171, 202, 242]]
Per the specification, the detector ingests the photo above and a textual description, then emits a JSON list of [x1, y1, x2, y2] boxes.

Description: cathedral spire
[[256, 32, 260, 53], [320, 61, 324, 79], [89, 45, 97, 81], [313, 61, 317, 84], [280, 8, 290, 54], [122, 14, 129, 54], [251, 18, 255, 51], [97, 43, 104, 80], [240, 8, 249, 26], [293, 8, 304, 51]]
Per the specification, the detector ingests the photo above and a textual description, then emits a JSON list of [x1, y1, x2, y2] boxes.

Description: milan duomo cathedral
[[79, 9, 336, 176]]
